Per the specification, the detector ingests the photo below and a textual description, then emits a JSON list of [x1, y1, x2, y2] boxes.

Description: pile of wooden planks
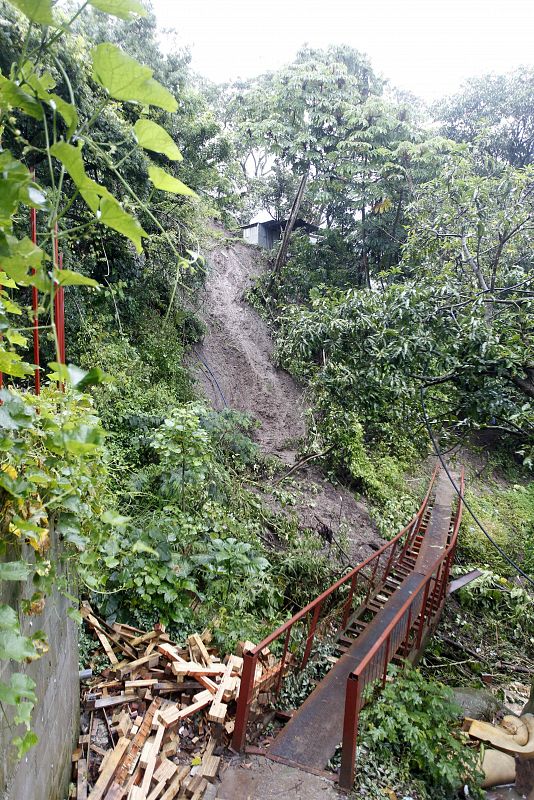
[[72, 606, 283, 799]]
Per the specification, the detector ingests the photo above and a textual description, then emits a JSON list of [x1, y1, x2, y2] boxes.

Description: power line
[[419, 386, 534, 590]]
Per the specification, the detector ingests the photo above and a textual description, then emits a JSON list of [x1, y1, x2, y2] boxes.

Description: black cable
[[420, 386, 534, 590], [194, 352, 228, 408]]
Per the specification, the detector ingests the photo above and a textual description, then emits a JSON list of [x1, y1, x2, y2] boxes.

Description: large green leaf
[[148, 165, 195, 196], [53, 268, 99, 287], [0, 562, 31, 581], [0, 350, 35, 378], [0, 151, 48, 228], [0, 673, 37, 705], [0, 75, 43, 120], [1, 236, 45, 283], [0, 630, 36, 661], [8, 0, 55, 25], [88, 0, 147, 20], [13, 731, 38, 758], [99, 196, 147, 253], [50, 142, 148, 252], [91, 44, 178, 112], [0, 604, 18, 630], [133, 119, 182, 160], [50, 141, 103, 212], [22, 69, 78, 138]]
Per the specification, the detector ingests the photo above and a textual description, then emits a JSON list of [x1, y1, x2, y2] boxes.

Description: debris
[[73, 607, 283, 799], [479, 748, 516, 789], [466, 713, 534, 755]]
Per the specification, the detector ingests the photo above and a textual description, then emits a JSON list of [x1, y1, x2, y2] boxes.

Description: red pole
[[339, 673, 362, 790], [301, 600, 323, 670], [232, 650, 258, 753], [30, 205, 40, 395]]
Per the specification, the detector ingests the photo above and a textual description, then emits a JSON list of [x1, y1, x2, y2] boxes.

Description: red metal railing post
[[415, 580, 430, 649], [342, 573, 358, 629], [339, 674, 362, 790], [275, 625, 292, 696], [365, 554, 381, 603], [401, 605, 413, 659], [301, 600, 323, 670], [382, 634, 391, 687], [231, 649, 258, 752], [383, 540, 397, 582], [30, 204, 40, 395]]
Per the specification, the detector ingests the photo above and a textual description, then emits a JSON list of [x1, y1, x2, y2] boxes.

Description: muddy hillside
[[191, 232, 382, 562]]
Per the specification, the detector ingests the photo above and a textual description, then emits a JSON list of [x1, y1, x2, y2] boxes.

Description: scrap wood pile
[[72, 604, 286, 800]]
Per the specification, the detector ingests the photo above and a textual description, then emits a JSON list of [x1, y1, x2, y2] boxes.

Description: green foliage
[[455, 570, 534, 647], [359, 665, 483, 800], [459, 481, 534, 578]]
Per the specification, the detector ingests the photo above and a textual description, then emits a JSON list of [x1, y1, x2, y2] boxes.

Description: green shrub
[[359, 664, 483, 799]]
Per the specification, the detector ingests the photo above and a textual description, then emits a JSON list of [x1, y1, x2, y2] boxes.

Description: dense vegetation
[[0, 0, 532, 796]]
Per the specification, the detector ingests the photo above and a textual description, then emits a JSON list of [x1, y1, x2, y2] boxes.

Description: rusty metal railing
[[231, 467, 439, 752], [338, 468, 464, 789]]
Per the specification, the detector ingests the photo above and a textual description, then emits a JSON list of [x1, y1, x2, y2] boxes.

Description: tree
[[435, 68, 534, 167]]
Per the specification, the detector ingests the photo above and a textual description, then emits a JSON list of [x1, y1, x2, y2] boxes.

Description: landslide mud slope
[[191, 231, 381, 561], [192, 236, 305, 461]]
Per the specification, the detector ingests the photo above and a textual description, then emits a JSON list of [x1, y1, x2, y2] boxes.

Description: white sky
[[151, 0, 534, 101]]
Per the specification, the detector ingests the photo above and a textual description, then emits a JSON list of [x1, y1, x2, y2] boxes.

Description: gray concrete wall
[[0, 530, 79, 800]]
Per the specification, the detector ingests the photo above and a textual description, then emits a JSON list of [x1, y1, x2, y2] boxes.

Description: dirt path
[[191, 230, 382, 561]]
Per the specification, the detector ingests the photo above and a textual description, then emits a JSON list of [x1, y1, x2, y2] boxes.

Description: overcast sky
[[150, 0, 533, 101]]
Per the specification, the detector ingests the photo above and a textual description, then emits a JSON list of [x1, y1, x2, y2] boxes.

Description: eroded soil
[[191, 230, 382, 560]]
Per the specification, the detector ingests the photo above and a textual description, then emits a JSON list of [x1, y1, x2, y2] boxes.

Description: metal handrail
[[231, 466, 439, 752], [338, 469, 464, 789], [249, 465, 439, 657]]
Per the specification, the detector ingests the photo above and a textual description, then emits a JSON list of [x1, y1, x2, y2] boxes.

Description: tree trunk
[[271, 169, 308, 279]]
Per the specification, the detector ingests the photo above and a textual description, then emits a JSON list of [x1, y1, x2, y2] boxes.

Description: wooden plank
[[187, 634, 211, 666], [87, 736, 130, 800], [94, 628, 118, 665], [207, 656, 233, 724], [115, 654, 159, 678], [87, 693, 135, 711], [105, 699, 161, 800], [139, 724, 165, 797], [159, 766, 189, 800], [153, 759, 177, 784], [171, 662, 225, 677], [200, 739, 219, 782], [157, 643, 185, 663], [77, 757, 88, 800], [125, 680, 158, 690], [139, 736, 156, 770], [159, 691, 212, 728]]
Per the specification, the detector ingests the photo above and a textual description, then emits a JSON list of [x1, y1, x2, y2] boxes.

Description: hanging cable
[[194, 351, 228, 408], [420, 386, 534, 590]]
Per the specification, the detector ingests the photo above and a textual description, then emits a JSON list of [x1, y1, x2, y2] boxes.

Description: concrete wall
[[0, 531, 79, 800]]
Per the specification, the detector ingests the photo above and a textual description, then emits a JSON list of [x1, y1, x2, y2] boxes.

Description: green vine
[[0, 0, 197, 755]]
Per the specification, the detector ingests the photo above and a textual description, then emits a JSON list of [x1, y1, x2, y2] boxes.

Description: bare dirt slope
[[192, 236, 305, 462], [191, 230, 381, 561]]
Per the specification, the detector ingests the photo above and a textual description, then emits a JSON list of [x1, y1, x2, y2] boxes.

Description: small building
[[241, 217, 317, 250]]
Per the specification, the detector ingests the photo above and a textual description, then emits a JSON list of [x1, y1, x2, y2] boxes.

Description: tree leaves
[[7, 0, 55, 25], [91, 43, 177, 112], [53, 268, 99, 287], [88, 0, 147, 20], [0, 630, 36, 662], [148, 165, 195, 196], [0, 562, 31, 581], [50, 142, 148, 252], [133, 119, 183, 160], [0, 75, 43, 120]]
